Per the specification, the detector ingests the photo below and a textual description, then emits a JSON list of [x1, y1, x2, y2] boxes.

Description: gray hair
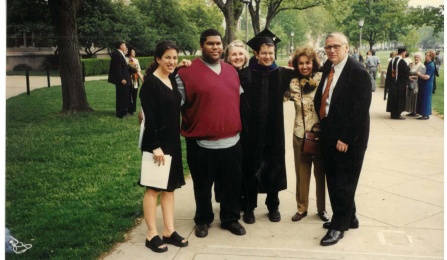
[[326, 32, 349, 45]]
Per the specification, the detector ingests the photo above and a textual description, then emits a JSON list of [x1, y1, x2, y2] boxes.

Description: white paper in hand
[[140, 152, 171, 189]]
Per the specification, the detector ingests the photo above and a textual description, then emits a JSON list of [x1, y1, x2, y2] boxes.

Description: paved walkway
[[104, 88, 444, 259], [5, 75, 108, 99], [7, 76, 443, 259]]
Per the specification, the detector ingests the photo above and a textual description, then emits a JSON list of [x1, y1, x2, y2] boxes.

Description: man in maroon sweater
[[176, 29, 246, 238]]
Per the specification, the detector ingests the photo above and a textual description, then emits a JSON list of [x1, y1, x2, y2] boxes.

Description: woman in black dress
[[139, 40, 187, 253]]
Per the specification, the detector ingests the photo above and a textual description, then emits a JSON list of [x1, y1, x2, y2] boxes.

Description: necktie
[[319, 67, 335, 119]]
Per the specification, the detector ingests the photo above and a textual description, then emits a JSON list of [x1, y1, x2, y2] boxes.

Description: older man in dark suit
[[108, 40, 131, 119], [314, 32, 372, 246]]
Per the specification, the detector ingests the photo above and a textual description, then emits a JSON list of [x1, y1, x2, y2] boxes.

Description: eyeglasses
[[324, 43, 346, 51]]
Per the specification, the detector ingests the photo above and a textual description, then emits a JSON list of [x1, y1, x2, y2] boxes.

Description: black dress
[[139, 73, 185, 191]]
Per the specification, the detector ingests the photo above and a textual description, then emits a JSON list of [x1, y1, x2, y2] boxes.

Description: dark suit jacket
[[314, 56, 372, 150], [108, 49, 131, 85]]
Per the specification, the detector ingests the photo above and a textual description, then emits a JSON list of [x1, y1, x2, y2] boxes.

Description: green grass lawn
[[5, 80, 188, 259]]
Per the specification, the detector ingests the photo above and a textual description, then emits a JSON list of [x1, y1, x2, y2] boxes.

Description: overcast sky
[[408, 0, 444, 7]]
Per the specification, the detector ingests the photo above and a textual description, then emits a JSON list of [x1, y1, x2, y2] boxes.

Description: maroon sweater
[[178, 59, 241, 140]]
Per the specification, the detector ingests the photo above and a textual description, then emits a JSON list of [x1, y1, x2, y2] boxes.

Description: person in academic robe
[[239, 29, 294, 224], [384, 46, 410, 120]]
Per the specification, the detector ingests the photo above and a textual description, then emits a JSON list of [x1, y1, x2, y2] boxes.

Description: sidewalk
[[102, 87, 444, 259], [5, 75, 108, 99]]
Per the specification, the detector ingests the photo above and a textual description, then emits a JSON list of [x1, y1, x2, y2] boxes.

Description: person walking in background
[[406, 53, 425, 117], [314, 32, 371, 246], [433, 50, 442, 94], [365, 49, 381, 92], [416, 51, 436, 120], [351, 48, 359, 61], [108, 40, 131, 119], [384, 46, 410, 120], [126, 46, 144, 115], [288, 46, 329, 223], [176, 29, 246, 238], [139, 40, 187, 253], [239, 29, 294, 224]]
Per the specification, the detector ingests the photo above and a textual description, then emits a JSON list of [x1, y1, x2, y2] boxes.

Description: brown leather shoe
[[291, 211, 307, 222]]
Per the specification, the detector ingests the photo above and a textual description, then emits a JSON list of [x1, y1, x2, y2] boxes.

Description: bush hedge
[[81, 55, 198, 76]]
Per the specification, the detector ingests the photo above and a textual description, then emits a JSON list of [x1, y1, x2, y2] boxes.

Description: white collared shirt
[[322, 55, 348, 116]]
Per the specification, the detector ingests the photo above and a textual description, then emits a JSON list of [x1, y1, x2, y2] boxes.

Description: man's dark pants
[[115, 83, 129, 117], [321, 144, 365, 231], [186, 138, 243, 226]]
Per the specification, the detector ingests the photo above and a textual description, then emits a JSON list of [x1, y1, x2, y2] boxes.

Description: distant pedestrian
[[365, 50, 381, 92], [126, 46, 144, 115], [385, 46, 409, 120], [416, 51, 436, 120], [406, 52, 425, 117], [108, 40, 131, 119]]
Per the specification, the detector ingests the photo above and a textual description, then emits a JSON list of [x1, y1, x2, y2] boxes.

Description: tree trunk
[[249, 0, 261, 35], [48, 0, 93, 113], [213, 0, 244, 47]]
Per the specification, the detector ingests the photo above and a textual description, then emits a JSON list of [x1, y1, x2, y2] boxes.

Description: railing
[[24, 62, 87, 95]]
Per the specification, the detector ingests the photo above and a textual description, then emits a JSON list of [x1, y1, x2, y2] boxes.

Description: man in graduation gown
[[384, 46, 410, 119], [240, 29, 294, 224]]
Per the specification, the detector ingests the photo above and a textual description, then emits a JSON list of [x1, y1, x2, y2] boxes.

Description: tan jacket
[[290, 72, 322, 138]]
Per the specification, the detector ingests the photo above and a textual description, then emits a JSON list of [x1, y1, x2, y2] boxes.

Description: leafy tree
[[341, 0, 409, 50], [132, 0, 198, 53], [6, 0, 53, 47], [248, 0, 329, 35], [408, 5, 444, 36], [48, 0, 93, 113], [77, 0, 149, 57], [180, 0, 223, 54]]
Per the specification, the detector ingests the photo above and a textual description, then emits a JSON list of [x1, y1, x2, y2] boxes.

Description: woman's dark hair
[[292, 46, 321, 78], [145, 40, 179, 76], [126, 46, 134, 57]]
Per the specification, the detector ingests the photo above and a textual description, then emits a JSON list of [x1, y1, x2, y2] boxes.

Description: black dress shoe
[[323, 217, 359, 230], [320, 229, 344, 246], [417, 116, 429, 120], [243, 210, 255, 224], [268, 209, 281, 222], [317, 211, 330, 222], [291, 211, 307, 222], [194, 224, 209, 238], [221, 221, 246, 236]]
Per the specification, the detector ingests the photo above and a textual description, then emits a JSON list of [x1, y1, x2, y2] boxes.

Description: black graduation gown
[[385, 58, 409, 115], [242, 64, 294, 193]]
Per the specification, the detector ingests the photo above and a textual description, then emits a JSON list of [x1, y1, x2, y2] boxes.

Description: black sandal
[[145, 236, 168, 253], [163, 231, 188, 247]]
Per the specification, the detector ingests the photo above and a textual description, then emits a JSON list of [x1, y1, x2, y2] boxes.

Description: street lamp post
[[290, 32, 295, 54], [358, 18, 364, 51], [242, 0, 250, 49]]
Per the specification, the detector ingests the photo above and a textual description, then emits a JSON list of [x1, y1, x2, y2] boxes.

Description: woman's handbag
[[302, 129, 320, 155], [300, 84, 320, 155]]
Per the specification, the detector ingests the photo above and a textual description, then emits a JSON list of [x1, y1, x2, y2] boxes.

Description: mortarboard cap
[[246, 28, 281, 52]]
